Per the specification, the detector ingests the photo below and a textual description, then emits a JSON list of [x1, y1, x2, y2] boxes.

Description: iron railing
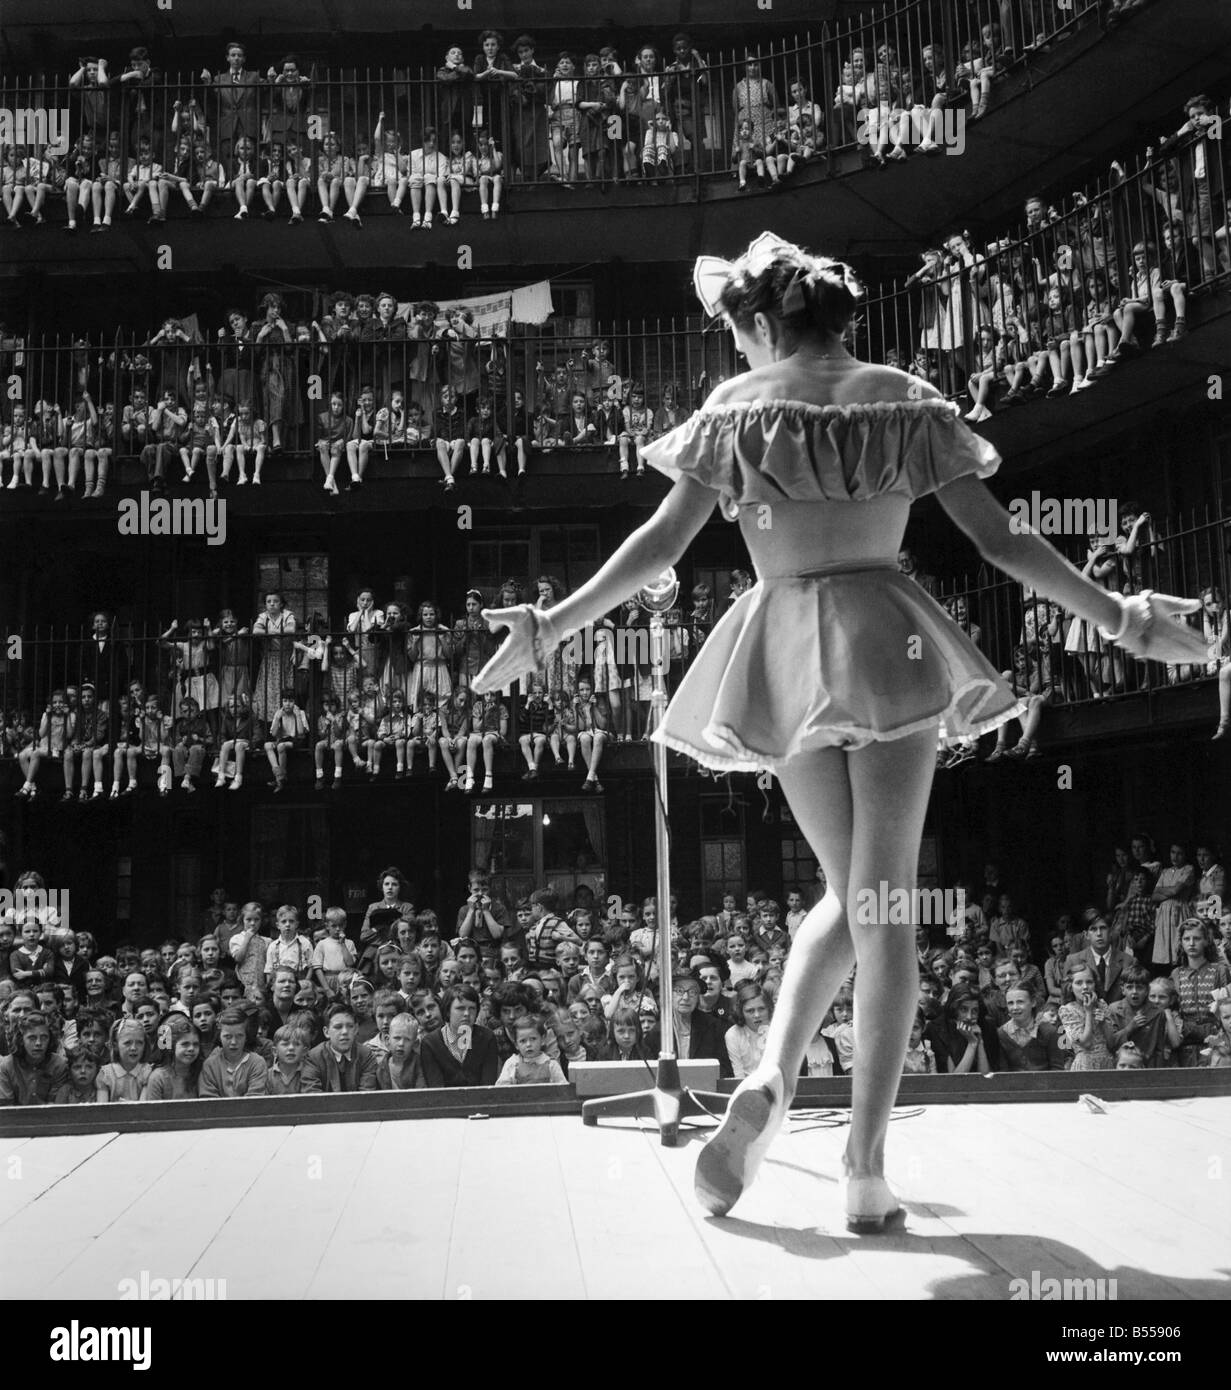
[[0, 0, 1105, 201], [1, 118, 1225, 465], [1, 508, 1226, 767]]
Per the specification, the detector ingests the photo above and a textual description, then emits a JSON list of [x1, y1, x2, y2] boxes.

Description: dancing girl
[[472, 232, 1206, 1232]]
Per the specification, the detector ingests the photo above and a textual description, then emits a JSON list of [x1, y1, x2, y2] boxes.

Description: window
[[779, 804, 817, 898], [252, 806, 329, 908], [171, 853, 204, 939], [469, 525, 600, 598], [700, 794, 745, 911], [115, 856, 132, 922], [472, 797, 606, 908], [256, 554, 329, 628]]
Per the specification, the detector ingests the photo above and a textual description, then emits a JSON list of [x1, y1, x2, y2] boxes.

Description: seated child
[[266, 1023, 311, 1094], [199, 1006, 269, 1096], [821, 988, 855, 1075], [53, 1044, 104, 1104], [97, 1018, 154, 1100], [0, 1011, 69, 1104], [902, 1008, 937, 1073], [495, 1014, 568, 1085], [142, 1019, 203, 1099]]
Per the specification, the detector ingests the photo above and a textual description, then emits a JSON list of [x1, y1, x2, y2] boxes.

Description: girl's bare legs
[[1068, 333, 1087, 391], [1215, 665, 1231, 736], [759, 728, 937, 1180]]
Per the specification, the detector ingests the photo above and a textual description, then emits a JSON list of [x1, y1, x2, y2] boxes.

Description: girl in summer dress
[[471, 233, 1206, 1233]]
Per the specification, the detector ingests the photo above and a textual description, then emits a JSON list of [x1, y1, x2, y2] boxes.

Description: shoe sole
[[694, 1084, 776, 1216], [845, 1205, 905, 1234]]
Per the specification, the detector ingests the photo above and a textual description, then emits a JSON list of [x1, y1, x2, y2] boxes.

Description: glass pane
[[468, 539, 531, 599], [472, 800, 535, 876], [256, 554, 329, 627], [252, 807, 328, 907]]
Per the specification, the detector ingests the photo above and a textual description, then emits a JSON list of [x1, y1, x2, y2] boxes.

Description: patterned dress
[[1151, 864, 1197, 966], [1058, 1002, 1114, 1071], [1171, 960, 1231, 1066], [252, 610, 297, 720]]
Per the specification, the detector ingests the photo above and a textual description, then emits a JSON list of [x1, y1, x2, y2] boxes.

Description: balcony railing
[[1, 508, 1226, 772], [930, 506, 1230, 715], [0, 0, 1103, 201], [852, 132, 1230, 398], [0, 617, 707, 767], [1, 117, 1226, 474]]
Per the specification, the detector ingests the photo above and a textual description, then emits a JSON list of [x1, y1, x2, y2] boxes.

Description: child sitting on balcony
[[264, 688, 309, 793], [282, 140, 312, 224], [216, 691, 260, 791], [434, 384, 468, 490], [370, 113, 409, 215], [374, 387, 408, 454], [790, 113, 819, 166], [410, 692, 441, 777], [732, 118, 768, 192], [346, 385, 378, 488], [16, 690, 72, 800], [316, 390, 352, 496], [1109, 243, 1165, 358], [1077, 273, 1120, 382], [562, 391, 598, 448], [171, 695, 212, 794], [533, 395, 561, 452], [221, 399, 267, 485], [1153, 224, 1190, 343], [442, 132, 477, 225], [467, 395, 506, 475], [65, 392, 99, 498], [139, 693, 174, 797], [123, 137, 164, 222], [476, 133, 504, 218], [180, 401, 222, 497], [653, 383, 685, 436], [314, 693, 346, 789], [642, 109, 680, 182], [1, 404, 34, 490], [766, 115, 796, 178], [618, 382, 653, 478], [1040, 284, 1079, 397], [32, 400, 68, 500], [315, 130, 353, 224], [964, 324, 1000, 423], [372, 688, 413, 780]]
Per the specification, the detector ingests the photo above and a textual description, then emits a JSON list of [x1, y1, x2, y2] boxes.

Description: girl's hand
[[473, 606, 546, 695]]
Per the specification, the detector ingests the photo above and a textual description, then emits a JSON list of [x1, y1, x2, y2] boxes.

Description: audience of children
[[2, 843, 1228, 1108]]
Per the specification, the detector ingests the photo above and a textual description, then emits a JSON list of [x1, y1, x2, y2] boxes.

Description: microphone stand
[[581, 569, 729, 1146]]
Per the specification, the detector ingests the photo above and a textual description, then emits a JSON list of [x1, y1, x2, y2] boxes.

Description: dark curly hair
[[716, 242, 862, 340]]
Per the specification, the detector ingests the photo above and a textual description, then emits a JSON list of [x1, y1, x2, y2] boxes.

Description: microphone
[[638, 568, 679, 614]]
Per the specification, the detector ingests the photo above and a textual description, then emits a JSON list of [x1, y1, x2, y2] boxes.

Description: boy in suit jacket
[[302, 1003, 379, 1091], [1064, 917, 1136, 1002]]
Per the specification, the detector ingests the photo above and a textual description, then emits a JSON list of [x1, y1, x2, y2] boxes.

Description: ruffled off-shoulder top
[[640, 397, 1000, 520]]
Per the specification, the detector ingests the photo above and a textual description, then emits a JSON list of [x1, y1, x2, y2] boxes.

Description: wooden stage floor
[[3, 1097, 1229, 1300]]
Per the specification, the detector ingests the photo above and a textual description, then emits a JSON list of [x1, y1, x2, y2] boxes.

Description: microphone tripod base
[[581, 1056, 730, 1147]]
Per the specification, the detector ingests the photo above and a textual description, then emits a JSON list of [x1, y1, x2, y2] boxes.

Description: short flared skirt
[[652, 568, 1027, 773]]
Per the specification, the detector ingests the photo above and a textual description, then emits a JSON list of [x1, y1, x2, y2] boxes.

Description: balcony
[[3, 125, 1229, 507], [3, 0, 1226, 273], [2, 504, 1226, 799]]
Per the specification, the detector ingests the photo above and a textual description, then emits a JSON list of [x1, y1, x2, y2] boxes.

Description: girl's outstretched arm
[[474, 475, 714, 693], [936, 476, 1206, 665]]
